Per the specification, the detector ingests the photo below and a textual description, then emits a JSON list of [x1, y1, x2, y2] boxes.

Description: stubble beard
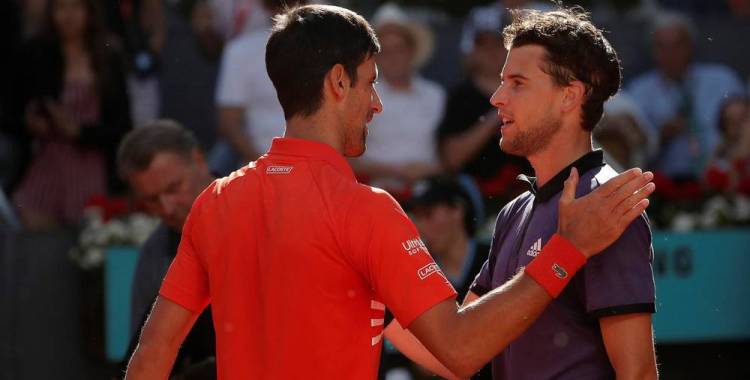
[[500, 113, 562, 157]]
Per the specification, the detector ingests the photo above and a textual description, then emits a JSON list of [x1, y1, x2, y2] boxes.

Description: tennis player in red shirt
[[125, 5, 655, 379]]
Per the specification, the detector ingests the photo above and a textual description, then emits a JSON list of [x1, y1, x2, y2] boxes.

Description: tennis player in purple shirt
[[463, 7, 658, 380]]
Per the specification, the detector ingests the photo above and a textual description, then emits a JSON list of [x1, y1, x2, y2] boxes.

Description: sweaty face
[[490, 45, 564, 157], [342, 57, 383, 157], [127, 152, 208, 231], [53, 0, 87, 41]]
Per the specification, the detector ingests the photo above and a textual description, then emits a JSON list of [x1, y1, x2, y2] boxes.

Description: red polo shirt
[[159, 137, 456, 379]]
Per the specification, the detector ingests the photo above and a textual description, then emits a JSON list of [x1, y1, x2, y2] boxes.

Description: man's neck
[[284, 113, 344, 154], [528, 129, 593, 188]]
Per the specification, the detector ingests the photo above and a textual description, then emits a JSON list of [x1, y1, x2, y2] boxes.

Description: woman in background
[[9, 0, 131, 229]]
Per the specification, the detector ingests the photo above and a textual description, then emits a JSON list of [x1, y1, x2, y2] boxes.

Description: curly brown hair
[[503, 7, 621, 131]]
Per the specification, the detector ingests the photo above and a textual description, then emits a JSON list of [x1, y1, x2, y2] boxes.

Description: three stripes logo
[[526, 238, 542, 257]]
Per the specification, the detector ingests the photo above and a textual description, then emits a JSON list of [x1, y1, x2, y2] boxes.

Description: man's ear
[[325, 63, 350, 102], [561, 80, 586, 113]]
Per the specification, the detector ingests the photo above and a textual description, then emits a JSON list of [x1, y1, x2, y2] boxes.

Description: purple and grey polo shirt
[[470, 150, 655, 380]]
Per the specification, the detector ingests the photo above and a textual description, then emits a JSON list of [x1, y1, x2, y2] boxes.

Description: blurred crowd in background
[[2, 0, 750, 235], [0, 0, 749, 378]]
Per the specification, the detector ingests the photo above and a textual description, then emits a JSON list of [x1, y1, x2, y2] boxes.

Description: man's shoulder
[[349, 184, 403, 213], [585, 164, 652, 233], [494, 191, 534, 227], [193, 164, 257, 209], [586, 164, 619, 192]]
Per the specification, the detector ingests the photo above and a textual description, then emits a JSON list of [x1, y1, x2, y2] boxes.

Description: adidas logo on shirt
[[526, 238, 542, 257]]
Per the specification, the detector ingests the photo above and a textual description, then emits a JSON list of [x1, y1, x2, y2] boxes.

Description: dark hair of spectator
[[117, 120, 200, 178], [42, 0, 115, 94], [503, 7, 622, 131], [265, 5, 380, 120]]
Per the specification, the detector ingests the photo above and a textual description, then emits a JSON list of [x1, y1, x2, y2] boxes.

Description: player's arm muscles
[[125, 296, 201, 380], [600, 313, 658, 380], [384, 318, 465, 380], [408, 273, 552, 378]]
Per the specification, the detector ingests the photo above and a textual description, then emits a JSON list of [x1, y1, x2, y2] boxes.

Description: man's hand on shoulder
[[558, 167, 655, 257]]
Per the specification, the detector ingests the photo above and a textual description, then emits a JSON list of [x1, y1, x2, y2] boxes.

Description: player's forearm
[[125, 342, 178, 380], [412, 273, 551, 377], [615, 365, 658, 380], [384, 320, 464, 380]]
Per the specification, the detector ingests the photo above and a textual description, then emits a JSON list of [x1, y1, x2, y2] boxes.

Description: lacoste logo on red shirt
[[266, 166, 293, 174], [417, 262, 441, 280]]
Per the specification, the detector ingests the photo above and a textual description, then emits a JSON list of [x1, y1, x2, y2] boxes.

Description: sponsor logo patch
[[401, 238, 428, 256], [552, 263, 568, 279], [417, 262, 441, 280], [526, 238, 542, 257], [266, 165, 293, 174]]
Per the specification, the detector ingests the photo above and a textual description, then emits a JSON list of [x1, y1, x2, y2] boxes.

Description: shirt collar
[[518, 149, 605, 203], [266, 137, 356, 180]]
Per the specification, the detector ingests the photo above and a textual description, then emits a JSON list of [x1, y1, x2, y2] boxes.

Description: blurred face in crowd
[[721, 98, 750, 141], [127, 151, 211, 231], [653, 25, 693, 81], [468, 31, 507, 78], [491, 45, 564, 157], [53, 0, 88, 41], [375, 25, 417, 86], [412, 203, 464, 254], [341, 56, 383, 157]]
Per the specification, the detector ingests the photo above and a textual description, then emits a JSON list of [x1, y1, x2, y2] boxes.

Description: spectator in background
[[8, 0, 131, 229], [210, 0, 303, 175], [437, 5, 531, 207], [627, 11, 745, 183], [18, 0, 48, 40], [156, 0, 226, 153], [103, 0, 166, 128], [379, 175, 492, 380], [351, 3, 444, 197], [209, 0, 270, 40], [117, 120, 216, 379], [704, 96, 750, 194], [594, 92, 656, 169]]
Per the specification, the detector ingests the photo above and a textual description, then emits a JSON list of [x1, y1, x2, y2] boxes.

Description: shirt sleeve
[[159, 200, 210, 314], [345, 188, 457, 328], [469, 208, 509, 297], [468, 259, 492, 297], [215, 41, 247, 107], [581, 214, 656, 318]]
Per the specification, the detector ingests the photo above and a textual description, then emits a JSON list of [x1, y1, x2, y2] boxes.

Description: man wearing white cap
[[352, 3, 445, 197]]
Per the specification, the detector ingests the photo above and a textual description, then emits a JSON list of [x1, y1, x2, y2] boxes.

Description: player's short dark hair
[[503, 7, 621, 131], [266, 5, 380, 120], [117, 119, 200, 178]]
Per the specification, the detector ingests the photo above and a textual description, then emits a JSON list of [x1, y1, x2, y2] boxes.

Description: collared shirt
[[471, 150, 656, 380], [160, 137, 456, 379]]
